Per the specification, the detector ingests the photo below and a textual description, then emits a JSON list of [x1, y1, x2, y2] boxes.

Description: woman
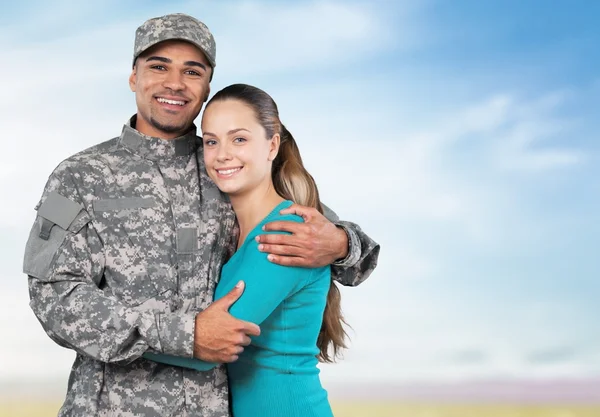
[[146, 84, 346, 417]]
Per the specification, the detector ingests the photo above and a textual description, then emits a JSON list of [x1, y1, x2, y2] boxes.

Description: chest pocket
[[92, 197, 176, 306]]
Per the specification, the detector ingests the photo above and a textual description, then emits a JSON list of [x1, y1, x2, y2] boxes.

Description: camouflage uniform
[[23, 115, 380, 416]]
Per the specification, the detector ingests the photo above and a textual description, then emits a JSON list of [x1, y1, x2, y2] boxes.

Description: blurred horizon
[[3, 376, 600, 404]]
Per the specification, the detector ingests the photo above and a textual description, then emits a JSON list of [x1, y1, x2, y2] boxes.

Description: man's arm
[[257, 203, 380, 287], [25, 162, 258, 364], [329, 220, 380, 287], [145, 280, 260, 370], [24, 165, 195, 363]]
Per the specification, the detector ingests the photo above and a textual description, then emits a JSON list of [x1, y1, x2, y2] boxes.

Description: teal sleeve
[[214, 238, 313, 325], [142, 227, 312, 372]]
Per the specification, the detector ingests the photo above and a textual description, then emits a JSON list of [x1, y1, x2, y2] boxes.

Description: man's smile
[[155, 95, 189, 110]]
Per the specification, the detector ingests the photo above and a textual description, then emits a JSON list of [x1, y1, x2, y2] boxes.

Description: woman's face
[[201, 99, 279, 197]]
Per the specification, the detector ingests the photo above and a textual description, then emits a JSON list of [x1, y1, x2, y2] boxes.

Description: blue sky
[[1, 0, 598, 391]]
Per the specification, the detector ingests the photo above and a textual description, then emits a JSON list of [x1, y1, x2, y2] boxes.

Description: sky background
[[1, 0, 599, 398]]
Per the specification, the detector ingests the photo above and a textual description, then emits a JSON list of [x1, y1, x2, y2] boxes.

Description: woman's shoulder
[[250, 200, 303, 239], [269, 200, 303, 223], [266, 211, 304, 227]]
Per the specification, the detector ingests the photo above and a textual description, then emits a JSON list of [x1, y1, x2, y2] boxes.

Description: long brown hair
[[205, 83, 348, 362]]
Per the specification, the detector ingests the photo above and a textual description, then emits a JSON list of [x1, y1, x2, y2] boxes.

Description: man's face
[[129, 40, 211, 139]]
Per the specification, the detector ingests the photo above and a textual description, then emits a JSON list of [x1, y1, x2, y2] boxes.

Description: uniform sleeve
[[24, 162, 195, 364], [321, 203, 381, 287], [143, 226, 314, 371]]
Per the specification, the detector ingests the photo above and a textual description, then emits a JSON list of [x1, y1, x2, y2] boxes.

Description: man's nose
[[162, 70, 185, 91]]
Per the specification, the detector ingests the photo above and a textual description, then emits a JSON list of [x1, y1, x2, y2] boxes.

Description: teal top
[[144, 200, 333, 417]]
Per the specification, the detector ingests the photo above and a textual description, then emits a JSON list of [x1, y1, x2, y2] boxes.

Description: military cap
[[133, 13, 216, 68]]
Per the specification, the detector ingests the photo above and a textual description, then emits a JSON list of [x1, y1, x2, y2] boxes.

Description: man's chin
[[150, 117, 189, 136]]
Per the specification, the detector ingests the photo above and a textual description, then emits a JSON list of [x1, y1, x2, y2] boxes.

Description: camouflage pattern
[[331, 220, 380, 286], [134, 13, 216, 68], [23, 117, 379, 416], [24, 117, 234, 416]]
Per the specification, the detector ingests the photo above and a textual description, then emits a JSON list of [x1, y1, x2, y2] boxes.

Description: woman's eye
[[233, 137, 247, 143], [205, 139, 217, 146]]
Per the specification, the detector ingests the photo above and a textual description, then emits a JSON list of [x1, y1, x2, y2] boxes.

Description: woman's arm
[[215, 240, 315, 324], [144, 221, 315, 371]]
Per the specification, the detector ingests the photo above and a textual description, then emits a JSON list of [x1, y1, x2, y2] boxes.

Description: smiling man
[[23, 13, 379, 417], [131, 40, 211, 138]]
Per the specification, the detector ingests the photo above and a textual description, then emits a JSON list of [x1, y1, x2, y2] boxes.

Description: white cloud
[[207, 1, 418, 80]]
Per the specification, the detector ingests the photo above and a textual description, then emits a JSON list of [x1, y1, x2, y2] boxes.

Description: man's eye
[[151, 65, 166, 71], [185, 70, 201, 76]]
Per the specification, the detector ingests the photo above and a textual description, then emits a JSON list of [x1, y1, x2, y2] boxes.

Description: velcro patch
[[177, 227, 198, 254], [93, 197, 156, 212], [37, 191, 83, 230]]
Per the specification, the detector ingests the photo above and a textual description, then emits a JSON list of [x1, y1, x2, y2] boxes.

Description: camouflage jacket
[[23, 118, 380, 417]]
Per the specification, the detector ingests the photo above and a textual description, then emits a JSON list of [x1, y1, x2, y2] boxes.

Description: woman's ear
[[268, 134, 280, 161]]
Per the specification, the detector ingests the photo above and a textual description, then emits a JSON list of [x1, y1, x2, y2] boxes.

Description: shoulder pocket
[[23, 192, 91, 280]]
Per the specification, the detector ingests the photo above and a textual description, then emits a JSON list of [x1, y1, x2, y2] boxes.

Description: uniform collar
[[118, 115, 202, 161]]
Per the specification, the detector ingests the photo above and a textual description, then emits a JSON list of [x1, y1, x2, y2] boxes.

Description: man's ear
[[128, 67, 137, 92], [268, 134, 280, 161]]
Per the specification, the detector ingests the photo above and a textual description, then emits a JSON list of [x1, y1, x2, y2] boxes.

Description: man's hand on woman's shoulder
[[256, 204, 349, 268]]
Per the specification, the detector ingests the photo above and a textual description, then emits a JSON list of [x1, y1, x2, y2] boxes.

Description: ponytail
[[272, 125, 320, 209], [273, 124, 349, 363]]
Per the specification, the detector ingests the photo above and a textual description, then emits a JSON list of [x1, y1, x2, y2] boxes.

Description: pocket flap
[[37, 191, 84, 230]]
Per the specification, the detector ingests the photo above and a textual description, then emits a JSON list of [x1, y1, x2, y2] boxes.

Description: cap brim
[[133, 37, 216, 68]]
